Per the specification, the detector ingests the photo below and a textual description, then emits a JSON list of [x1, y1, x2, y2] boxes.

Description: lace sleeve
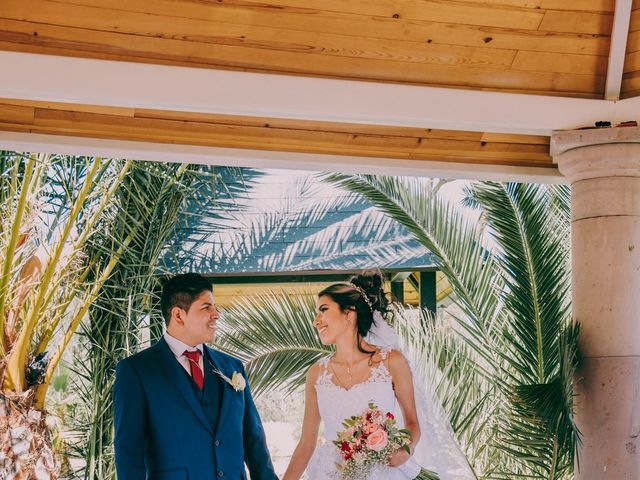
[[314, 357, 333, 388]]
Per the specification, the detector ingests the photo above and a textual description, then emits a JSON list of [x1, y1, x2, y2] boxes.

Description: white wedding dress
[[305, 312, 475, 480], [306, 348, 422, 480]]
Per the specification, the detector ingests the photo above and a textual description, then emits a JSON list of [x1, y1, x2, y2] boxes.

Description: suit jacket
[[113, 338, 278, 480]]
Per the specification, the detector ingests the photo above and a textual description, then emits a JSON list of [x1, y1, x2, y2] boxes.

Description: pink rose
[[363, 422, 380, 435], [365, 428, 388, 452]]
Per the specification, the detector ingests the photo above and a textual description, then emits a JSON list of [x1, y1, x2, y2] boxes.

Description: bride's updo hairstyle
[[318, 269, 389, 355]]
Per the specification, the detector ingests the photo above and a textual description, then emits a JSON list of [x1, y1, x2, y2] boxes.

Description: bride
[[282, 270, 474, 480]]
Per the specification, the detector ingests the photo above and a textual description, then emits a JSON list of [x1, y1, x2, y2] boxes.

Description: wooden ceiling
[[1, 0, 638, 175], [0, 0, 626, 98]]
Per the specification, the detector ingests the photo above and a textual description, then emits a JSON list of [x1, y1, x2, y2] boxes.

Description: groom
[[114, 273, 278, 480]]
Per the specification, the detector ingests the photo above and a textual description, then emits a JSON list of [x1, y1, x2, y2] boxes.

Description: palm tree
[[0, 152, 132, 479], [217, 290, 330, 397], [70, 164, 264, 479], [216, 175, 578, 479], [68, 161, 197, 479]]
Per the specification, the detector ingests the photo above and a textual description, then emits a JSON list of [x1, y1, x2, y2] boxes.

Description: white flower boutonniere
[[213, 368, 246, 392]]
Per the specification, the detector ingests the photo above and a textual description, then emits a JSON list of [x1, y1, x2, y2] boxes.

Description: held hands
[[387, 444, 412, 467]]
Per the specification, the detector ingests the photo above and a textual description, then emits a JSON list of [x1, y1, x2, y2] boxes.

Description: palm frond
[[173, 174, 423, 274], [469, 183, 576, 477], [323, 174, 502, 362], [0, 155, 131, 394], [473, 183, 570, 382], [67, 295, 144, 480], [216, 290, 331, 397]]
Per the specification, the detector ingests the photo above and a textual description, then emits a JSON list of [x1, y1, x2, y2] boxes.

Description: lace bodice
[[307, 348, 421, 480], [315, 348, 397, 442]]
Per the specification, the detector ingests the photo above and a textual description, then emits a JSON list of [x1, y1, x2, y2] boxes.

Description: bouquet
[[333, 402, 412, 480]]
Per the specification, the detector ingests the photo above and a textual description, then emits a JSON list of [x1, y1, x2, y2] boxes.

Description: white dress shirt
[[163, 332, 204, 375]]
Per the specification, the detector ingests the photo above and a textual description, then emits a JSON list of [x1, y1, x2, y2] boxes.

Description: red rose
[[386, 412, 395, 420]]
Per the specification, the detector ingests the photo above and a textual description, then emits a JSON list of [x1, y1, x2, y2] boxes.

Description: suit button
[[218, 471, 224, 477], [214, 440, 220, 447]]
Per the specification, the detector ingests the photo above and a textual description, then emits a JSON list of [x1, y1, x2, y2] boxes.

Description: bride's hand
[[387, 445, 412, 467]]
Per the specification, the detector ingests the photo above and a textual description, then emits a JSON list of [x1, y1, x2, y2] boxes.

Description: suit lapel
[[154, 339, 213, 436], [206, 347, 232, 436]]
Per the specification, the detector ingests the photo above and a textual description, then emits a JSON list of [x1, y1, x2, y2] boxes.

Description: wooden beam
[[0, 98, 552, 165], [0, 98, 563, 182], [0, 52, 638, 138], [0, 131, 562, 183], [391, 280, 405, 305], [419, 271, 437, 316], [605, 0, 633, 100], [211, 282, 424, 307], [620, 3, 640, 97], [192, 268, 437, 284]]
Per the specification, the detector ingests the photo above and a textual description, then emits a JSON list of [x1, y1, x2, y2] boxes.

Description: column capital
[[550, 127, 640, 182]]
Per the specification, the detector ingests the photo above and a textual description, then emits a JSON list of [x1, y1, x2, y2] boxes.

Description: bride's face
[[314, 295, 355, 345]]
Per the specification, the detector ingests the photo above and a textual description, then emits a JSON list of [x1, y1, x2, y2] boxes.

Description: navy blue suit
[[113, 338, 277, 480]]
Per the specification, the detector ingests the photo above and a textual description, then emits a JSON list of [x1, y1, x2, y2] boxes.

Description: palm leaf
[[470, 182, 577, 477], [322, 174, 502, 363], [216, 290, 331, 397], [0, 153, 136, 479], [473, 183, 569, 381]]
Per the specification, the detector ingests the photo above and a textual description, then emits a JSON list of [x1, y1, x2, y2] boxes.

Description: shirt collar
[[163, 332, 204, 358]]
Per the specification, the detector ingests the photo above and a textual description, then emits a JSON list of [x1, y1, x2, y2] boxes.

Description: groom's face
[[171, 290, 219, 346]]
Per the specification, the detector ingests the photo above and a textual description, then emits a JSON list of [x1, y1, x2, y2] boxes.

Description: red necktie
[[183, 350, 204, 390]]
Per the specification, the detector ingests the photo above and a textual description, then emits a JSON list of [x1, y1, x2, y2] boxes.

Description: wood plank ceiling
[[0, 0, 637, 172], [0, 0, 617, 97]]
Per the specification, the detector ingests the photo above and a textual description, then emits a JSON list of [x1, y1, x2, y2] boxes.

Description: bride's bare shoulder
[[386, 350, 412, 378], [386, 349, 407, 363]]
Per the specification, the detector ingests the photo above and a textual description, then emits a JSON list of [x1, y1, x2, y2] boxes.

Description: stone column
[[551, 127, 640, 479]]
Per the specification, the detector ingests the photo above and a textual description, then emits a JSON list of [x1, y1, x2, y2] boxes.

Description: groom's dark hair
[[161, 273, 213, 326]]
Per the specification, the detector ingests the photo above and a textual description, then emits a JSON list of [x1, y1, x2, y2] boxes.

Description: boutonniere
[[213, 367, 246, 392]]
